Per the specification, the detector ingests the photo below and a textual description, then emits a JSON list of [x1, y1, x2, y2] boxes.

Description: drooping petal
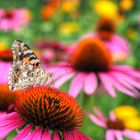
[[69, 73, 85, 97], [123, 130, 140, 139], [72, 130, 92, 140], [106, 130, 116, 140], [88, 114, 107, 128], [41, 129, 51, 140], [55, 72, 74, 88], [83, 73, 97, 95], [109, 112, 116, 121], [23, 127, 42, 140], [0, 112, 25, 139], [63, 131, 73, 140], [112, 65, 140, 78], [99, 73, 116, 97], [93, 107, 107, 122], [115, 131, 123, 140], [111, 71, 140, 89], [108, 74, 138, 97], [53, 130, 60, 140], [63, 130, 91, 140], [14, 125, 32, 140]]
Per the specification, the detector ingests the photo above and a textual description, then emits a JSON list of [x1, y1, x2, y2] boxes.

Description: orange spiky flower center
[[71, 38, 112, 72], [0, 84, 16, 112], [106, 119, 125, 130], [0, 49, 13, 62], [15, 86, 83, 130], [96, 18, 116, 41]]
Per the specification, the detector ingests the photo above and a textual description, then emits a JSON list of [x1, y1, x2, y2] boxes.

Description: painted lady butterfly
[[8, 40, 53, 91]]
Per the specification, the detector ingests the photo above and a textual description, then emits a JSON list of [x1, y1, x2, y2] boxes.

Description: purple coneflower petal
[[69, 73, 85, 97], [88, 114, 106, 128], [55, 72, 74, 88], [83, 73, 97, 95], [108, 74, 139, 97], [72, 130, 92, 140], [41, 129, 51, 140], [63, 131, 73, 140], [115, 131, 123, 140], [53, 130, 60, 140], [109, 72, 139, 94], [106, 130, 116, 140], [123, 130, 140, 139], [14, 125, 32, 140], [93, 107, 107, 122], [23, 127, 42, 140], [99, 73, 116, 98], [109, 112, 116, 121], [0, 112, 24, 139]]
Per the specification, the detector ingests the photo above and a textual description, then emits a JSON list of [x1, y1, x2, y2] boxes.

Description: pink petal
[[41, 129, 51, 140], [14, 125, 32, 140], [108, 74, 139, 97], [63, 130, 91, 140], [109, 112, 116, 121], [55, 72, 74, 88], [53, 130, 60, 140], [93, 107, 107, 122], [83, 73, 97, 95], [109, 72, 140, 93], [72, 130, 92, 140], [123, 130, 140, 139], [69, 73, 85, 97], [63, 131, 73, 140], [23, 127, 42, 140], [88, 114, 106, 128], [115, 131, 123, 140], [106, 130, 116, 140], [112, 65, 140, 78], [0, 112, 25, 139], [99, 73, 116, 97]]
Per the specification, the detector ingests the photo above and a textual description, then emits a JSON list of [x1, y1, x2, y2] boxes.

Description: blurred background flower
[[88, 107, 140, 140], [0, 8, 31, 32]]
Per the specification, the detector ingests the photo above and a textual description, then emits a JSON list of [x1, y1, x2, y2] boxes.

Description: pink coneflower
[[0, 84, 16, 115], [0, 86, 91, 140], [88, 108, 140, 140], [83, 18, 130, 62], [51, 38, 140, 98], [0, 8, 31, 32], [0, 49, 12, 84], [35, 39, 68, 64]]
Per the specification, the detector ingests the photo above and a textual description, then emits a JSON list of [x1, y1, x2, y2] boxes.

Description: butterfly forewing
[[8, 40, 50, 91]]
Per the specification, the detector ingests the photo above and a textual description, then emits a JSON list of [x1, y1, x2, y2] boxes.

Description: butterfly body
[[8, 40, 53, 91]]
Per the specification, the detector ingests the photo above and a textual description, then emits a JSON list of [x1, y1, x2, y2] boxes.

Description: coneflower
[[0, 49, 12, 84], [0, 86, 91, 140], [51, 37, 140, 98], [0, 84, 15, 115]]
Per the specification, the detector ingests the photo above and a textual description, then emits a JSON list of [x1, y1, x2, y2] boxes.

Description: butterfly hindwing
[[8, 40, 48, 91]]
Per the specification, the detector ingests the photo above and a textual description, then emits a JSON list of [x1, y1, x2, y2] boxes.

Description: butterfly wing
[[8, 40, 49, 91]]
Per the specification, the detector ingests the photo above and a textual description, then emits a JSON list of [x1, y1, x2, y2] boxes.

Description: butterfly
[[8, 40, 54, 91]]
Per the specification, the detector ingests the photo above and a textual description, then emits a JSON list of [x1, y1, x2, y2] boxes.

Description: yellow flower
[[0, 42, 8, 51], [113, 106, 139, 121], [61, 0, 80, 13], [59, 22, 79, 36], [124, 117, 140, 131], [120, 0, 134, 11], [94, 0, 118, 19]]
